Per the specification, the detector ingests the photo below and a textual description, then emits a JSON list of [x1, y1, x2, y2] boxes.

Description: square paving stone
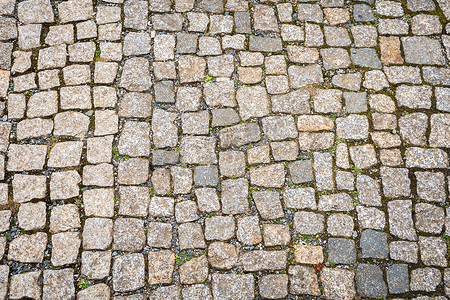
[[42, 269, 75, 300], [253, 191, 284, 220], [12, 174, 46, 203], [328, 238, 356, 264], [194, 165, 219, 187], [81, 251, 111, 279], [83, 188, 115, 218], [355, 264, 387, 298], [113, 218, 146, 252], [250, 164, 285, 188], [117, 158, 149, 185], [237, 216, 262, 246], [180, 137, 217, 165], [389, 241, 419, 263], [175, 200, 199, 223], [147, 222, 172, 248], [327, 213, 354, 237], [221, 178, 249, 215], [360, 229, 389, 259], [387, 264, 409, 294], [416, 171, 446, 202], [179, 255, 208, 284], [410, 267, 441, 292], [212, 274, 254, 300], [195, 188, 220, 213], [148, 250, 175, 284], [118, 186, 150, 217], [171, 166, 193, 194], [321, 268, 356, 299], [419, 236, 447, 267], [208, 241, 239, 270], [149, 196, 174, 217], [178, 222, 206, 250], [381, 167, 411, 198], [415, 203, 444, 234], [47, 141, 83, 168], [294, 244, 323, 265], [18, 202, 47, 231], [51, 232, 81, 266], [284, 187, 316, 209], [113, 253, 145, 292], [262, 224, 291, 247], [402, 36, 445, 65], [219, 150, 246, 178], [77, 284, 110, 300], [258, 274, 288, 299], [8, 232, 47, 263], [10, 271, 41, 300], [151, 168, 171, 196], [83, 163, 114, 187], [7, 144, 47, 171], [294, 211, 324, 234], [205, 216, 235, 241], [356, 206, 385, 230], [49, 204, 81, 233], [288, 160, 314, 184]]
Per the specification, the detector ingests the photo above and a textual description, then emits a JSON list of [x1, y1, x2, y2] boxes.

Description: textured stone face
[[0, 0, 449, 298]]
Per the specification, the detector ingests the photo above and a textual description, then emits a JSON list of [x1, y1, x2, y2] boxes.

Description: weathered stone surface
[[51, 232, 81, 266], [212, 274, 254, 300], [8, 232, 47, 263], [356, 264, 388, 298], [120, 57, 152, 91], [180, 136, 217, 164], [148, 250, 175, 284], [42, 269, 75, 300], [7, 144, 47, 171], [402, 36, 445, 65], [113, 253, 145, 292], [321, 268, 356, 300], [289, 265, 320, 296], [259, 274, 288, 299], [1, 1, 446, 297], [250, 164, 285, 188], [219, 123, 261, 148], [410, 268, 441, 292], [81, 251, 111, 280], [236, 216, 261, 246], [10, 270, 41, 300]]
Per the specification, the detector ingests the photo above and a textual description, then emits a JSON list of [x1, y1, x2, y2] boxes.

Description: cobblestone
[[0, 0, 448, 298]]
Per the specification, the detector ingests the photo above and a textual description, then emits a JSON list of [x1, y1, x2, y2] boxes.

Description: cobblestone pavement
[[0, 0, 449, 298]]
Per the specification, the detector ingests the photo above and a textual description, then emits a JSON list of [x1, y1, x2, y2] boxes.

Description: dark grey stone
[[328, 238, 356, 265], [360, 229, 388, 259], [356, 264, 387, 298], [194, 165, 219, 187], [387, 264, 409, 294], [154, 81, 175, 103], [353, 4, 375, 22], [402, 36, 445, 65]]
